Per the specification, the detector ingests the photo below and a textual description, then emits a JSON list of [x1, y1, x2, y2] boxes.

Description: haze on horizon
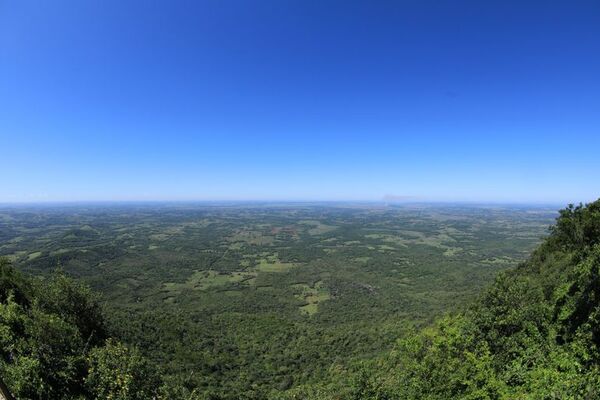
[[1, 1, 599, 205]]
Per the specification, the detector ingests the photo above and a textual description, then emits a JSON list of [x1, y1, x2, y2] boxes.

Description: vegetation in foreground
[[0, 259, 160, 399], [4, 200, 600, 398], [285, 200, 600, 399], [0, 204, 552, 398]]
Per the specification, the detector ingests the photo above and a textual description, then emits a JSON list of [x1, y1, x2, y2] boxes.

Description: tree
[[86, 339, 160, 400]]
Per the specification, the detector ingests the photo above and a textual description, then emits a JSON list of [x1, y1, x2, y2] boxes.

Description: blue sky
[[1, 0, 599, 203]]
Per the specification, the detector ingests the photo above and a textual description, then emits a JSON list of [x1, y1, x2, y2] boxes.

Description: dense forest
[[0, 259, 160, 399], [285, 200, 600, 399], [2, 200, 599, 398]]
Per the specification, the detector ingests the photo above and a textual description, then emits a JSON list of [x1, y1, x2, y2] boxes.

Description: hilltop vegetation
[[0, 259, 161, 399], [282, 200, 600, 399], [0, 203, 557, 398]]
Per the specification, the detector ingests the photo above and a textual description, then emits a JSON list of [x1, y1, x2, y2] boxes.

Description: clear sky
[[1, 1, 599, 204]]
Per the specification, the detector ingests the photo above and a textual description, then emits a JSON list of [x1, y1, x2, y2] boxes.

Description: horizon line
[[0, 198, 575, 208]]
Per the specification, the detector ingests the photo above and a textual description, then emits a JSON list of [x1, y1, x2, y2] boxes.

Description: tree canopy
[[286, 199, 600, 399], [2, 200, 600, 399], [0, 259, 160, 400]]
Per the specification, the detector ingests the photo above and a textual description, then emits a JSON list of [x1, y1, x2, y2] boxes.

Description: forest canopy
[[1, 200, 599, 399], [285, 200, 600, 399], [0, 260, 161, 400]]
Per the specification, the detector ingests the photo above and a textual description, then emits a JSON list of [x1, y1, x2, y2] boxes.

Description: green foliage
[[555, 245, 600, 348], [36, 270, 108, 348], [327, 199, 600, 400], [1, 198, 593, 399], [0, 260, 86, 399], [0, 258, 30, 305], [86, 339, 160, 400], [0, 204, 554, 398], [550, 201, 600, 252], [0, 259, 158, 400]]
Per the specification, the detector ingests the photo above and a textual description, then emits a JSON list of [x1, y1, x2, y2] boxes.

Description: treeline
[[283, 199, 600, 399], [0, 259, 192, 400]]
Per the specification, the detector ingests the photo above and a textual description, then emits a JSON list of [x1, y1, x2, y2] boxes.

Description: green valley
[[0, 202, 559, 399]]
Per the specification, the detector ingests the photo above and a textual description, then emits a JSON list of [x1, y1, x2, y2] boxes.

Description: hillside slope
[[1, 201, 598, 399], [0, 261, 162, 400], [283, 199, 600, 399]]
